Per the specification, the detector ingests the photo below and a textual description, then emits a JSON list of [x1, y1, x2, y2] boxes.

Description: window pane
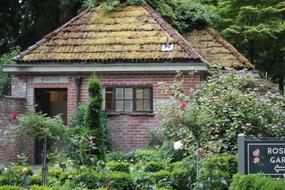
[[136, 100, 143, 111], [125, 100, 132, 111], [144, 100, 151, 111], [116, 88, 123, 99], [125, 88, 133, 100], [106, 88, 114, 111], [115, 100, 124, 111], [136, 89, 143, 99], [144, 89, 150, 99]]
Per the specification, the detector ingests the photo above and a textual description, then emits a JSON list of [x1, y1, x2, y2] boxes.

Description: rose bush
[[157, 69, 285, 154]]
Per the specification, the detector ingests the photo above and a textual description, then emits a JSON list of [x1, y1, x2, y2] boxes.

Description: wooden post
[[238, 134, 245, 175], [42, 136, 48, 185]]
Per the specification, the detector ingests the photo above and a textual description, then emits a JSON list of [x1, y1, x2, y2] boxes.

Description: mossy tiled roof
[[14, 4, 201, 63], [185, 27, 254, 69]]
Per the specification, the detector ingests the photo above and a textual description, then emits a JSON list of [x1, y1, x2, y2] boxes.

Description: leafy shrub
[[153, 170, 172, 188], [135, 161, 165, 172], [133, 149, 166, 162], [30, 175, 42, 186], [59, 168, 79, 183], [48, 168, 62, 178], [74, 170, 103, 189], [104, 172, 133, 190], [72, 104, 88, 128], [30, 186, 52, 190], [106, 151, 126, 162], [231, 174, 285, 190], [106, 161, 130, 173], [0, 166, 33, 186], [171, 169, 193, 190], [158, 70, 285, 155], [132, 173, 156, 190], [0, 186, 20, 190], [0, 176, 10, 186], [197, 155, 237, 189], [95, 188, 107, 190]]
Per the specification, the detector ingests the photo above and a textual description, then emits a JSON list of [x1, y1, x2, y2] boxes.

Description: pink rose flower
[[180, 102, 187, 110], [253, 148, 260, 157], [253, 157, 260, 164]]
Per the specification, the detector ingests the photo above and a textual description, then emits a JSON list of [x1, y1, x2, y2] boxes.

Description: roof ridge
[[204, 27, 254, 69], [13, 8, 92, 61], [142, 3, 202, 61]]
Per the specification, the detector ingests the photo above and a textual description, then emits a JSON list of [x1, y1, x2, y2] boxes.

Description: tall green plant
[[84, 74, 107, 162]]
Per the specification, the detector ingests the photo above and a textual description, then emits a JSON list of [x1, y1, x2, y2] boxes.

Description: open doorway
[[34, 88, 67, 164]]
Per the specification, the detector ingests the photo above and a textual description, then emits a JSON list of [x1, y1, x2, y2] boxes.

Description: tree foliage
[[216, 0, 285, 79], [0, 47, 20, 95], [18, 110, 66, 141]]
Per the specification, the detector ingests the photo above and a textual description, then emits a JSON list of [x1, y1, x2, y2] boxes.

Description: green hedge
[[231, 174, 285, 190], [74, 170, 103, 189], [135, 161, 165, 172], [106, 161, 130, 173], [0, 186, 20, 190], [104, 172, 133, 190], [0, 166, 33, 186], [197, 155, 237, 189]]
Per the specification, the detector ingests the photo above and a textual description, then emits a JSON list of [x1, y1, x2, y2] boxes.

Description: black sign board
[[244, 139, 285, 177]]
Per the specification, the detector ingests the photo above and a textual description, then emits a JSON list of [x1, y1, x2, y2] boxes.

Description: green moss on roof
[[15, 4, 201, 63]]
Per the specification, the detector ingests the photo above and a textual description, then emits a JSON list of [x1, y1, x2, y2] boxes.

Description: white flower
[[174, 141, 183, 150]]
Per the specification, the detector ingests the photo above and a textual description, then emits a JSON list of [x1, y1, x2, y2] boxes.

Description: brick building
[[2, 3, 253, 163]]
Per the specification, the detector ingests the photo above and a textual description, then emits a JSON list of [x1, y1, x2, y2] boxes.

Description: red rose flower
[[12, 112, 17, 120], [180, 101, 187, 110]]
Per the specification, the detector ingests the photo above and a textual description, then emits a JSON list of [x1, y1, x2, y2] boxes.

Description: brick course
[[11, 73, 200, 152]]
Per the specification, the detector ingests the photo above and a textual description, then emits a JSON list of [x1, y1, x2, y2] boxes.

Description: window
[[104, 87, 152, 112]]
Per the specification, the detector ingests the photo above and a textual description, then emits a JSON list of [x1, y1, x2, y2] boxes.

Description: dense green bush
[[135, 161, 165, 172], [132, 149, 167, 162], [0, 154, 238, 189], [84, 74, 107, 162], [106, 161, 130, 173], [132, 172, 156, 190], [0, 166, 33, 186], [158, 70, 285, 154], [197, 155, 238, 189], [30, 175, 42, 186], [74, 170, 103, 189], [64, 104, 89, 165], [153, 170, 172, 188], [171, 169, 193, 190], [0, 186, 20, 190], [231, 174, 285, 190], [104, 172, 133, 190], [106, 151, 127, 162]]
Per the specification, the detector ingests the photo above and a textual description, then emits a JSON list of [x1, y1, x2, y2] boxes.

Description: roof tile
[[15, 4, 201, 63]]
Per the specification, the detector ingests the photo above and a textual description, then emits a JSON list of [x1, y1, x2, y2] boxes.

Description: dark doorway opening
[[34, 88, 67, 164]]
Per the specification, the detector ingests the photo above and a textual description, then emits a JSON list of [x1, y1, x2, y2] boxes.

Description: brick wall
[[11, 73, 201, 152], [0, 96, 34, 163]]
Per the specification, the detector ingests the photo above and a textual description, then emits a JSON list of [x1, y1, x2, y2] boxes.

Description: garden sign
[[238, 134, 285, 178]]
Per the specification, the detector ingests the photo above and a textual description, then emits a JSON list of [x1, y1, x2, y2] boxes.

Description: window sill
[[106, 112, 155, 116]]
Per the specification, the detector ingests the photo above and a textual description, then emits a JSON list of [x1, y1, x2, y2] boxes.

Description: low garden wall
[[0, 96, 33, 163]]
